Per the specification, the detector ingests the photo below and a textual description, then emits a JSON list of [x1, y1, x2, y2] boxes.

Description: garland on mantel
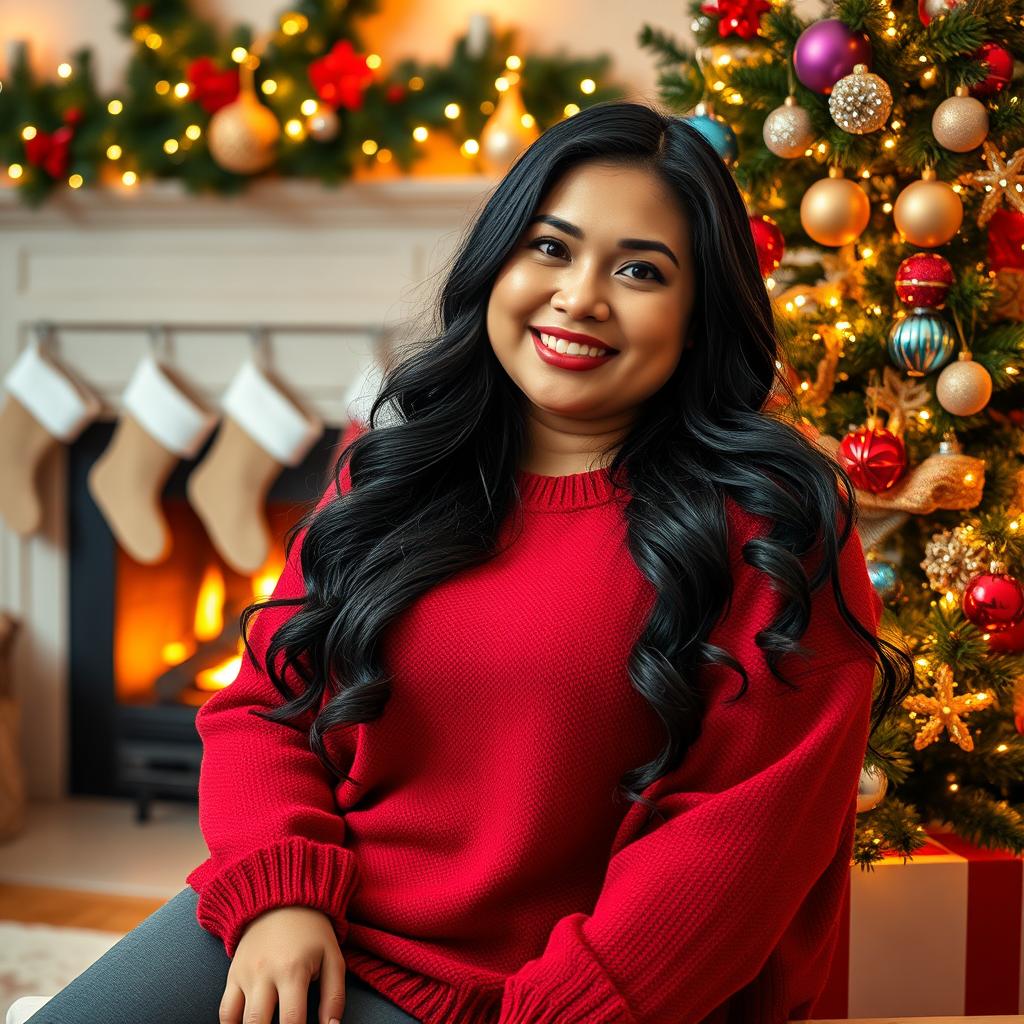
[[0, 0, 626, 208]]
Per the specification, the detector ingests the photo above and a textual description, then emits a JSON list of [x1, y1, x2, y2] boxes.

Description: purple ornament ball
[[794, 18, 873, 95]]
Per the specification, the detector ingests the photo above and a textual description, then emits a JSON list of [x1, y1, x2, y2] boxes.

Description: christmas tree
[[641, 0, 1024, 864]]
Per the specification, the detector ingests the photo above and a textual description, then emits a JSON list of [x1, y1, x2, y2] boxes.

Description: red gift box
[[804, 826, 1024, 1018]]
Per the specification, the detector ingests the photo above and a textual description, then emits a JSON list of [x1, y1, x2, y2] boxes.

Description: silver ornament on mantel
[[857, 763, 888, 813], [829, 63, 893, 134], [307, 106, 340, 142], [762, 95, 815, 158]]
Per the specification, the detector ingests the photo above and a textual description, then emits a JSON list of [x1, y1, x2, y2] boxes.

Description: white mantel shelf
[[0, 172, 494, 801], [0, 174, 497, 227]]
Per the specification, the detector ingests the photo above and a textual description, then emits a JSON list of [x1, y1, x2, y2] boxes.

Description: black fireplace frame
[[67, 418, 342, 821]]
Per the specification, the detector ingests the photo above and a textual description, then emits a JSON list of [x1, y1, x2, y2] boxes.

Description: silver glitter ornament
[[828, 63, 893, 135], [932, 85, 989, 153], [762, 95, 815, 158]]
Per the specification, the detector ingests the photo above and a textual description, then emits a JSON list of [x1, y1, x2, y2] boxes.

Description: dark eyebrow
[[527, 213, 679, 269]]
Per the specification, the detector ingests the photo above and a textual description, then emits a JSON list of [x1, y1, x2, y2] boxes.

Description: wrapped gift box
[[805, 827, 1024, 1019]]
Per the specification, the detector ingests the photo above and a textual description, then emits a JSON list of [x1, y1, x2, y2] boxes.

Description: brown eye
[[622, 263, 663, 283], [529, 237, 569, 258]]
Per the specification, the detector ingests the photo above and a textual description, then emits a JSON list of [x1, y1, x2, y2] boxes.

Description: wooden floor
[[0, 882, 165, 932], [2, 883, 1021, 1024]]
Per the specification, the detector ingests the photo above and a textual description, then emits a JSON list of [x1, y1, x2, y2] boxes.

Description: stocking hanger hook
[[32, 320, 57, 355], [147, 324, 171, 359], [248, 326, 271, 372]]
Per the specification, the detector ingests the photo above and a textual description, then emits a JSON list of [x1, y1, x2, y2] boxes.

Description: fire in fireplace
[[68, 418, 342, 821]]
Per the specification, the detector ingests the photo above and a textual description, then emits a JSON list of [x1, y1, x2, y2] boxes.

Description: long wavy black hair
[[243, 99, 915, 824]]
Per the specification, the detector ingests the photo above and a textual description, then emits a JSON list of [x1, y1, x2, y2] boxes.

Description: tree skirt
[[0, 921, 123, 1021]]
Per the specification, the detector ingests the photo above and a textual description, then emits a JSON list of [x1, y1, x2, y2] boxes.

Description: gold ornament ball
[[935, 353, 993, 415], [828, 64, 893, 135], [932, 86, 989, 152], [208, 92, 281, 175], [893, 170, 963, 247], [800, 170, 871, 247], [479, 75, 540, 176], [762, 96, 815, 158], [856, 763, 888, 813]]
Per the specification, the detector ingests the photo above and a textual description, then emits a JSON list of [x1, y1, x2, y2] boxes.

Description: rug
[[0, 921, 124, 1022]]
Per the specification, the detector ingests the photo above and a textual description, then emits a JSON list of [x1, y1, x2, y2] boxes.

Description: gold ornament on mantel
[[893, 166, 964, 247], [931, 85, 989, 153], [479, 71, 540, 177], [901, 662, 995, 752], [955, 142, 1024, 226], [208, 49, 281, 175]]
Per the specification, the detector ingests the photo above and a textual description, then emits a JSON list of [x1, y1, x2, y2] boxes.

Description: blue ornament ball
[[683, 113, 739, 164], [887, 307, 956, 377], [867, 559, 903, 603]]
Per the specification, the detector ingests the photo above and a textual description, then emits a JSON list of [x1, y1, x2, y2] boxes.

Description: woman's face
[[486, 160, 695, 459]]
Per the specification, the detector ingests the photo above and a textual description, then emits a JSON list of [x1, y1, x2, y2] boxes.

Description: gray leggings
[[24, 886, 421, 1024]]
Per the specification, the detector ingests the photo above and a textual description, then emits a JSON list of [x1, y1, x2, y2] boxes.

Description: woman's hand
[[219, 905, 347, 1024]]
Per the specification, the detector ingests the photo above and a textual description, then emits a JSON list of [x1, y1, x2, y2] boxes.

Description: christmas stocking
[[186, 358, 323, 575], [87, 354, 218, 565], [0, 343, 102, 536]]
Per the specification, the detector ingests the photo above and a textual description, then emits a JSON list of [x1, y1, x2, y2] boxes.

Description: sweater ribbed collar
[[513, 463, 629, 511]]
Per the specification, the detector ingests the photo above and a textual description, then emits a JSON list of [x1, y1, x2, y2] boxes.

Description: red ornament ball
[[986, 615, 1024, 653], [837, 426, 907, 493], [749, 214, 785, 276], [962, 571, 1024, 632], [969, 43, 1013, 97], [895, 253, 953, 308]]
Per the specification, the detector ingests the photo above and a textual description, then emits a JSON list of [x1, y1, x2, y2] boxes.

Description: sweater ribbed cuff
[[497, 924, 634, 1024], [187, 837, 360, 959]]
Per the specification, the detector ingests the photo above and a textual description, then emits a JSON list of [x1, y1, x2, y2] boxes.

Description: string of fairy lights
[[1, 9, 616, 196]]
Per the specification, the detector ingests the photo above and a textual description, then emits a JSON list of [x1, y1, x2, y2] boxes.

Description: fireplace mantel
[[0, 173, 494, 800]]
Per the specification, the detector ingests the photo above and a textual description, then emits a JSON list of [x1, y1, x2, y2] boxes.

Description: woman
[[28, 99, 913, 1024]]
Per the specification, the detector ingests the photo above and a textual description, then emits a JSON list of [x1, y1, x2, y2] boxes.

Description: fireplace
[[67, 416, 342, 822]]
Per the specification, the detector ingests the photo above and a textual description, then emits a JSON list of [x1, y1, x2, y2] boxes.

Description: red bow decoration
[[186, 57, 240, 114], [308, 39, 373, 111], [700, 0, 770, 38], [24, 126, 74, 179]]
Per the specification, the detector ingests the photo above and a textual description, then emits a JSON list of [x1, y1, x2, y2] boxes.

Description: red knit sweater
[[186, 420, 883, 1024]]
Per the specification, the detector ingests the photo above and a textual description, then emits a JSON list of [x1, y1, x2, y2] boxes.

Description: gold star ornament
[[901, 662, 995, 752], [956, 142, 1024, 227]]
